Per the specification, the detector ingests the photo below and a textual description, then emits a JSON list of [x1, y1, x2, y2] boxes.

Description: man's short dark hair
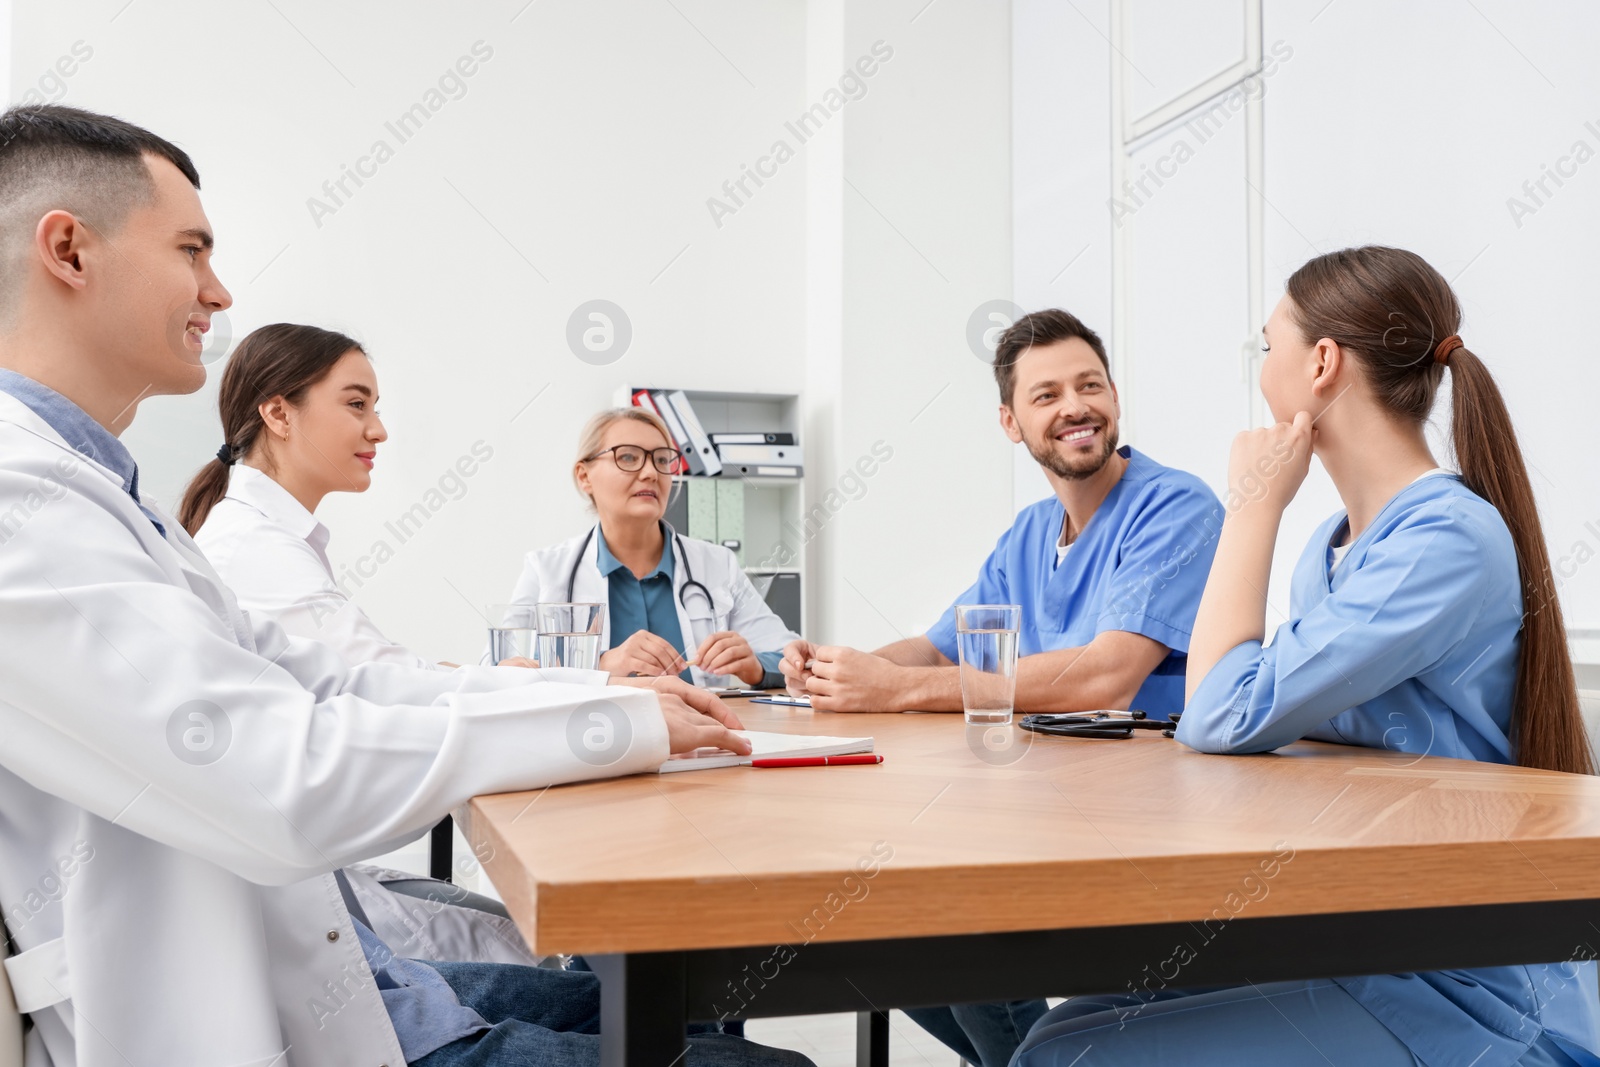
[[992, 308, 1110, 406], [0, 105, 200, 323]]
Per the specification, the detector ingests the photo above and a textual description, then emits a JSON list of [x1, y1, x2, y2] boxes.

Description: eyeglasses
[[585, 444, 683, 474]]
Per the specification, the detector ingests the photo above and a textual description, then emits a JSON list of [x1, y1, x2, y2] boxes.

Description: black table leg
[[592, 952, 688, 1067], [856, 1009, 889, 1067], [429, 815, 453, 883]]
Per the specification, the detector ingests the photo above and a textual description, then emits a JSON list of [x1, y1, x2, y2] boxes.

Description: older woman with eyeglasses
[[503, 407, 799, 687]]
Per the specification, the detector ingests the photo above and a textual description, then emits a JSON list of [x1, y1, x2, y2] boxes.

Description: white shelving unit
[[614, 386, 806, 631]]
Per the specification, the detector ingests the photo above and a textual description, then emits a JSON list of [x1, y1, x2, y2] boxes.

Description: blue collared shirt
[[596, 525, 785, 686], [0, 370, 165, 536], [352, 918, 488, 1062], [0, 370, 488, 1061], [597, 524, 693, 682]]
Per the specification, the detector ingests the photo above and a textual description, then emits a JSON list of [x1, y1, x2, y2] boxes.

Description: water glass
[[955, 604, 1021, 724], [537, 602, 606, 671], [486, 604, 538, 665]]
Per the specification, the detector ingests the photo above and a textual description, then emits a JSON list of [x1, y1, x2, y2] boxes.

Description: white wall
[[12, 0, 809, 663], [1012, 0, 1600, 659], [1263, 0, 1600, 653], [1011, 0, 1111, 510], [821, 0, 1014, 645], [8, 0, 1012, 661]]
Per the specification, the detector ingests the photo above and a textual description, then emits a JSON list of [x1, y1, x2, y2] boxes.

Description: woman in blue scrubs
[[1014, 246, 1600, 1066]]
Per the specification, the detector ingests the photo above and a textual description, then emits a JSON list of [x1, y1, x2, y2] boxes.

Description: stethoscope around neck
[[566, 522, 716, 616]]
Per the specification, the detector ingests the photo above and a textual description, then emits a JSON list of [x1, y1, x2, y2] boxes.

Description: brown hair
[[572, 407, 676, 508], [178, 323, 364, 534], [0, 104, 201, 324], [1286, 245, 1591, 775], [992, 308, 1110, 406]]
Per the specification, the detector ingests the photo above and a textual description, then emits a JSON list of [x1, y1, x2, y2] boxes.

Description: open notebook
[[658, 730, 874, 773]]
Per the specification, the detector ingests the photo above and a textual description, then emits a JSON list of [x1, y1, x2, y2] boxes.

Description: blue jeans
[[1012, 982, 1418, 1066], [903, 1000, 1049, 1067], [413, 962, 812, 1067], [1012, 981, 1587, 1066]]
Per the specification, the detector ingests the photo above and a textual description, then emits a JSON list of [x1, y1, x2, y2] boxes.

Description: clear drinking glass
[[955, 604, 1021, 724], [487, 604, 539, 665], [536, 602, 606, 671]]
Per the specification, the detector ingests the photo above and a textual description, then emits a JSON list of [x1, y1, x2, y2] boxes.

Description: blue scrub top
[[596, 524, 692, 683], [926, 447, 1223, 719], [1180, 473, 1600, 1064]]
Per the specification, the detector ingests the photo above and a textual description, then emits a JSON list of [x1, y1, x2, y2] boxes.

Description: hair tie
[[216, 443, 236, 466], [1434, 335, 1464, 365]]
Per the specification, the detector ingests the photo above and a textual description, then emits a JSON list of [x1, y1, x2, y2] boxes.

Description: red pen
[[751, 754, 884, 768]]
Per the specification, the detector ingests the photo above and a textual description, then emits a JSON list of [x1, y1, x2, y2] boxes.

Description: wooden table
[[462, 700, 1600, 1067]]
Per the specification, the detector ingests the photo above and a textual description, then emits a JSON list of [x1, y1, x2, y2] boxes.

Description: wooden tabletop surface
[[462, 699, 1600, 957]]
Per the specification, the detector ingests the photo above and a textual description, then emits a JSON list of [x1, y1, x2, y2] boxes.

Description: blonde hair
[[573, 407, 676, 505]]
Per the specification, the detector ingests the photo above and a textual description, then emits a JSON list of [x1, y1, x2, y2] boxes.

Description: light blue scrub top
[[926, 447, 1223, 719], [1180, 473, 1600, 1065]]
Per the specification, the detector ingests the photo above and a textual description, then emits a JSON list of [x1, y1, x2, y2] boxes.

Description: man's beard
[[1024, 417, 1120, 481]]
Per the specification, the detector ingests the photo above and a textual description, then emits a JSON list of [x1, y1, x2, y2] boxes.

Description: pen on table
[[752, 755, 884, 768]]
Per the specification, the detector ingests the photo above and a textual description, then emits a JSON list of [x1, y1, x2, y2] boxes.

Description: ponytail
[[1287, 246, 1591, 775], [176, 323, 364, 538], [1447, 348, 1592, 775], [178, 457, 232, 536]]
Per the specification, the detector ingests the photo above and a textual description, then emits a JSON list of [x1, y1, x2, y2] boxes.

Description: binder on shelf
[[727, 463, 801, 478], [715, 443, 804, 466], [666, 390, 722, 476], [630, 390, 685, 474], [715, 478, 744, 565], [651, 390, 705, 476], [630, 389, 661, 418], [686, 479, 719, 541], [711, 432, 796, 446]]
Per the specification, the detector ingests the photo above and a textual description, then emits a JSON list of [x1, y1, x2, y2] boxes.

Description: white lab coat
[[195, 463, 539, 968], [195, 463, 438, 672], [0, 394, 669, 1067], [505, 525, 799, 684]]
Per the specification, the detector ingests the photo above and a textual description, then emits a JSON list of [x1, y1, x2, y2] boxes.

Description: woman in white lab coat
[[506, 407, 799, 688], [182, 322, 479, 672], [180, 322, 541, 966]]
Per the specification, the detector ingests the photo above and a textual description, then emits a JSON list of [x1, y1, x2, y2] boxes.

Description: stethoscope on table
[[566, 523, 717, 615], [1019, 710, 1181, 739]]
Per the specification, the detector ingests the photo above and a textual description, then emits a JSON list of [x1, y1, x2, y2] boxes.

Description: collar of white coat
[[226, 464, 330, 552], [0, 391, 130, 492]]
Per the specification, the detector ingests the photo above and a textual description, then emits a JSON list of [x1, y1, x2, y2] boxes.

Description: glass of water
[[955, 604, 1021, 725], [487, 604, 539, 665], [536, 603, 606, 671]]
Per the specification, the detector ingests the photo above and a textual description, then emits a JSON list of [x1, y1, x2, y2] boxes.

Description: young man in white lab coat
[[0, 105, 803, 1067]]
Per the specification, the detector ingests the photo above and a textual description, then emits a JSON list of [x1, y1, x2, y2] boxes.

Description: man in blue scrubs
[[781, 308, 1223, 720], [781, 308, 1225, 1067]]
